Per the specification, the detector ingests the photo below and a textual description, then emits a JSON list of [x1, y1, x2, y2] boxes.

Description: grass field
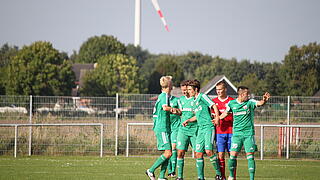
[[0, 156, 319, 180]]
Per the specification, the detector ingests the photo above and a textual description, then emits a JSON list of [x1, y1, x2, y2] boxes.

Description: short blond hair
[[160, 76, 172, 88]]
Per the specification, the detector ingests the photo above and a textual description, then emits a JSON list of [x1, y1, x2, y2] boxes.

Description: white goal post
[[126, 122, 153, 157], [0, 123, 104, 158]]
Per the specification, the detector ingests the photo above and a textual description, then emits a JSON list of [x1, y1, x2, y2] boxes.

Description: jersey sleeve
[[225, 102, 232, 113], [177, 99, 182, 110], [159, 93, 168, 108], [171, 97, 179, 108], [202, 94, 214, 108], [249, 99, 258, 110]]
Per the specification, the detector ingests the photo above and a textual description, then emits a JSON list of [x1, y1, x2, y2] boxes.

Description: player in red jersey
[[212, 81, 235, 180]]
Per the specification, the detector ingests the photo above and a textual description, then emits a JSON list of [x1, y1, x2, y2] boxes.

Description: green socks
[[171, 149, 177, 173], [210, 154, 221, 176], [159, 158, 169, 179], [167, 149, 177, 174], [228, 155, 237, 178], [196, 158, 204, 179], [149, 154, 168, 173], [247, 154, 255, 180], [177, 158, 184, 178]]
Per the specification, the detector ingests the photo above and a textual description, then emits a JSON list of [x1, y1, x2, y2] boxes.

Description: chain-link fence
[[0, 94, 319, 159]]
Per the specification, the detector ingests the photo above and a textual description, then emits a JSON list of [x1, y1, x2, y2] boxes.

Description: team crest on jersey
[[243, 105, 248, 109]]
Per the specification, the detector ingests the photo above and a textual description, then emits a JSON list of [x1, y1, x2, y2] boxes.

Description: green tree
[[125, 44, 151, 67], [81, 54, 139, 96], [176, 52, 213, 80], [264, 62, 284, 96], [280, 42, 320, 95], [194, 56, 227, 85], [76, 35, 126, 63], [6, 41, 75, 96], [148, 55, 184, 94], [0, 43, 19, 94], [238, 73, 267, 95], [138, 56, 157, 93]]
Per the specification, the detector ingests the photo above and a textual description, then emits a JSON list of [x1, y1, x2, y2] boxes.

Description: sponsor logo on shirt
[[233, 110, 248, 116], [243, 105, 248, 109]]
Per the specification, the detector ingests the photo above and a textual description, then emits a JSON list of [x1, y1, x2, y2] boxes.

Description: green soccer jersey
[[192, 93, 214, 128], [226, 99, 257, 136], [169, 96, 181, 132], [153, 92, 171, 133], [178, 96, 197, 135]]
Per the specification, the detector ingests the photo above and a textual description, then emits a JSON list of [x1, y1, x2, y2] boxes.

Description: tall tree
[[238, 73, 267, 95], [280, 42, 320, 95], [76, 35, 126, 63], [148, 55, 184, 94], [176, 51, 213, 80], [125, 44, 151, 67], [0, 43, 19, 94], [81, 54, 139, 96], [194, 56, 227, 85], [264, 62, 284, 96], [6, 41, 75, 96]]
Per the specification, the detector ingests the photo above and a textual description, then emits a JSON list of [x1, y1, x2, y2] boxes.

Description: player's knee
[[195, 152, 204, 159], [164, 150, 172, 158], [218, 152, 225, 160], [205, 150, 213, 157], [177, 150, 185, 158]]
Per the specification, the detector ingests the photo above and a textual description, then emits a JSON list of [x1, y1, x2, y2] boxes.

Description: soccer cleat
[[215, 175, 223, 180], [146, 169, 156, 180], [227, 177, 234, 180], [168, 172, 176, 177], [157, 178, 168, 180]]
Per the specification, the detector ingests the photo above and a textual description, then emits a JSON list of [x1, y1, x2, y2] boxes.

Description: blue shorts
[[216, 133, 232, 152]]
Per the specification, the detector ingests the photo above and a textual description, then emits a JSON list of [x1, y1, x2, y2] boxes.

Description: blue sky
[[1, 0, 319, 62]]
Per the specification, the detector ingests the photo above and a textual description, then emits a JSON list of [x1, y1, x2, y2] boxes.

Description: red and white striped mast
[[134, 0, 169, 47]]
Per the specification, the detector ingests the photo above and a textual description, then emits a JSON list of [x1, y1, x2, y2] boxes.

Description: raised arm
[[256, 92, 271, 107]]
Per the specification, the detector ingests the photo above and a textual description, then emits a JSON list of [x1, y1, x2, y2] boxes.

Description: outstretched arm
[[170, 108, 182, 116], [257, 92, 271, 107], [162, 105, 172, 111], [219, 111, 230, 120]]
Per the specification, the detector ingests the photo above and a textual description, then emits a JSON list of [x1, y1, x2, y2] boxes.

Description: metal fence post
[[286, 126, 290, 159], [260, 125, 264, 160], [14, 125, 18, 158], [287, 96, 290, 125], [126, 123, 129, 157], [115, 93, 119, 156], [100, 124, 104, 158], [286, 96, 290, 159], [28, 95, 32, 156]]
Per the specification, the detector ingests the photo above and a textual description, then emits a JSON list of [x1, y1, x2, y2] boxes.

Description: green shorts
[[170, 129, 179, 144], [195, 126, 215, 153], [230, 134, 257, 153], [155, 131, 172, 150], [176, 130, 197, 151]]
